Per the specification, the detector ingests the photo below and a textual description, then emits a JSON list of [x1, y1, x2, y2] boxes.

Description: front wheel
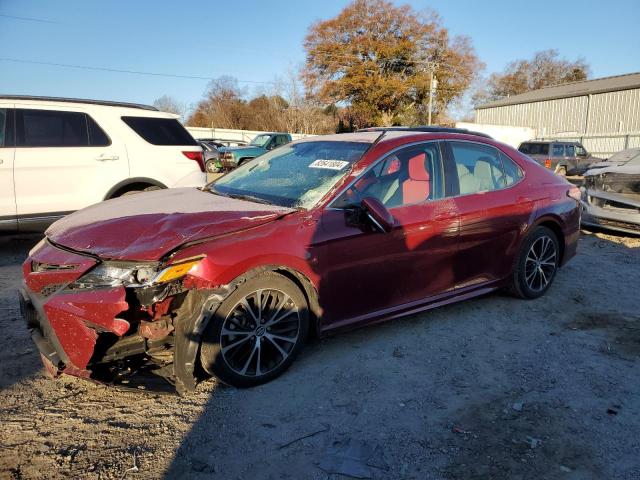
[[200, 273, 309, 387], [510, 226, 560, 299]]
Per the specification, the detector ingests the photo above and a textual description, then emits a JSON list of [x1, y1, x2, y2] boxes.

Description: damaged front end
[[20, 239, 223, 395], [581, 169, 640, 235]]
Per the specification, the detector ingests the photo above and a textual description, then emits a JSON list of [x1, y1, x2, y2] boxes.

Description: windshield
[[210, 140, 370, 209], [250, 134, 272, 147]]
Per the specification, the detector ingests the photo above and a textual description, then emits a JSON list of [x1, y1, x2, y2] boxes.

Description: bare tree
[[473, 49, 589, 105], [152, 95, 187, 118]]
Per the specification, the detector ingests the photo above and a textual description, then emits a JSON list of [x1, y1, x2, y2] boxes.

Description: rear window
[[17, 109, 88, 147], [518, 143, 549, 155], [122, 116, 197, 146]]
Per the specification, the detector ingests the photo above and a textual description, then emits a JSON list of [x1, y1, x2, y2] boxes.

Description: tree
[[302, 0, 482, 126], [186, 74, 337, 134], [474, 49, 589, 105], [152, 95, 187, 118]]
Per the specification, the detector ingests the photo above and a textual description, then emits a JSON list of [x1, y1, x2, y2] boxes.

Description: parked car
[[198, 140, 221, 173], [20, 128, 580, 394], [197, 138, 248, 148], [0, 96, 206, 232], [216, 132, 292, 170], [580, 147, 640, 234], [518, 140, 601, 176]]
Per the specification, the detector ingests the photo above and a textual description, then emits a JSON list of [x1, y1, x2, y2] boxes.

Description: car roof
[[0, 95, 157, 111], [299, 130, 497, 145], [358, 126, 493, 139], [522, 140, 579, 145]]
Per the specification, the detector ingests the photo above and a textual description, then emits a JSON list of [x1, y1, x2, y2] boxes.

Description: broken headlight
[[67, 258, 203, 289], [67, 262, 159, 289]]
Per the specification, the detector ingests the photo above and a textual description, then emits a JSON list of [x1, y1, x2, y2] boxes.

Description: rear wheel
[[510, 226, 560, 299], [205, 159, 220, 173], [200, 273, 309, 387]]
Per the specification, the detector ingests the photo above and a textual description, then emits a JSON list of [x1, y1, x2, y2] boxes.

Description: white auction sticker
[[308, 159, 350, 170]]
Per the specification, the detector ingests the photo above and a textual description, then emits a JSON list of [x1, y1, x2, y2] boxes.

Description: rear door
[[444, 140, 529, 289], [13, 106, 128, 225], [0, 105, 16, 230]]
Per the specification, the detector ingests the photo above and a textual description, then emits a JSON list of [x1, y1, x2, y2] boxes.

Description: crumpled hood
[[46, 188, 294, 261], [584, 164, 640, 176]]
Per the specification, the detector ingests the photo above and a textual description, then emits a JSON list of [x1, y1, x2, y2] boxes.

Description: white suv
[[0, 96, 206, 232]]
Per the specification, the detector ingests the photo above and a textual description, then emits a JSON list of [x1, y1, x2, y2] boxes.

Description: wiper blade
[[227, 193, 274, 205]]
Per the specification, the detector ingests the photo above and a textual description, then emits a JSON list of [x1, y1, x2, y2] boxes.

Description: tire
[[205, 159, 219, 173], [200, 272, 309, 388], [509, 226, 560, 299]]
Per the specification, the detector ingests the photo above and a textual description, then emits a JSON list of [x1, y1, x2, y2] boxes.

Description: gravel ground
[[0, 230, 639, 480]]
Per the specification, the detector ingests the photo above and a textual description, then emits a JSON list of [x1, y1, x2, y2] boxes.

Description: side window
[[87, 114, 111, 146], [333, 142, 443, 209], [500, 152, 523, 187], [449, 141, 507, 195], [0, 109, 5, 147], [575, 145, 587, 157], [16, 109, 88, 147], [565, 145, 575, 157], [552, 144, 565, 157], [274, 135, 288, 147]]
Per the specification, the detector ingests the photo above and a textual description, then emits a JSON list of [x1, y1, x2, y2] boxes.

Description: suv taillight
[[544, 158, 552, 168], [183, 151, 205, 172]]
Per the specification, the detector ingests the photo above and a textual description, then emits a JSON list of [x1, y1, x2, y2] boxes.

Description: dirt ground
[[1, 230, 639, 480]]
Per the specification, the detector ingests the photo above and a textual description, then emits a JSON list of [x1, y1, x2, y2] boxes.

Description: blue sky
[[1, 0, 638, 115]]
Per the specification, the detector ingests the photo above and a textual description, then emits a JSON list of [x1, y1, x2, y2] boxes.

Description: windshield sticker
[[308, 159, 350, 170]]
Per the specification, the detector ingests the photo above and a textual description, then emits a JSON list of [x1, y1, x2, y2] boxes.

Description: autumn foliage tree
[[188, 75, 336, 134], [302, 0, 482, 126], [474, 49, 590, 104]]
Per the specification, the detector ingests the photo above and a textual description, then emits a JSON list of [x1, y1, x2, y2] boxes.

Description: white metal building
[[474, 72, 640, 156]]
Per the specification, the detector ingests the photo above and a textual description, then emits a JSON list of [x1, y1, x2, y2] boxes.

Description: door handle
[[95, 154, 119, 161]]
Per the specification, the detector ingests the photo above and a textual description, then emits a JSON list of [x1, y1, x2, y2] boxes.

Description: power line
[[0, 13, 62, 24], [0, 57, 277, 85]]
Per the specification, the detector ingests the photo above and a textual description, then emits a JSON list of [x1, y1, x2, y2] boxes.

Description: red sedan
[[20, 128, 581, 392]]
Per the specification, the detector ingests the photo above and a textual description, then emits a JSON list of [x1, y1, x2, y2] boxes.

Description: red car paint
[[21, 132, 580, 386]]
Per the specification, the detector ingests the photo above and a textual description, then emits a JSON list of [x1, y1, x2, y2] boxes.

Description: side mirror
[[361, 197, 394, 233]]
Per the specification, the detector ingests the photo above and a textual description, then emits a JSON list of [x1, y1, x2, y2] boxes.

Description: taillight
[[544, 159, 552, 168], [183, 151, 205, 172], [567, 186, 581, 202]]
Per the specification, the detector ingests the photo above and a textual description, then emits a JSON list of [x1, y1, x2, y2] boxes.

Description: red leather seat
[[402, 153, 430, 204]]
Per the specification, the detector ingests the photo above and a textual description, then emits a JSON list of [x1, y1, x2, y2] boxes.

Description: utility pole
[[428, 68, 438, 125]]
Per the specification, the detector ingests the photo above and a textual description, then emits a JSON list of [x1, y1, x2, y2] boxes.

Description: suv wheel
[[510, 226, 560, 299], [200, 273, 309, 387]]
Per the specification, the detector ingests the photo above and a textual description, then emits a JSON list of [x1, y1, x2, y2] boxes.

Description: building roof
[[476, 72, 640, 110]]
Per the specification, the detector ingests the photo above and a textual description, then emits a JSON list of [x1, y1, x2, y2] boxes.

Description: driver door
[[314, 142, 459, 328]]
